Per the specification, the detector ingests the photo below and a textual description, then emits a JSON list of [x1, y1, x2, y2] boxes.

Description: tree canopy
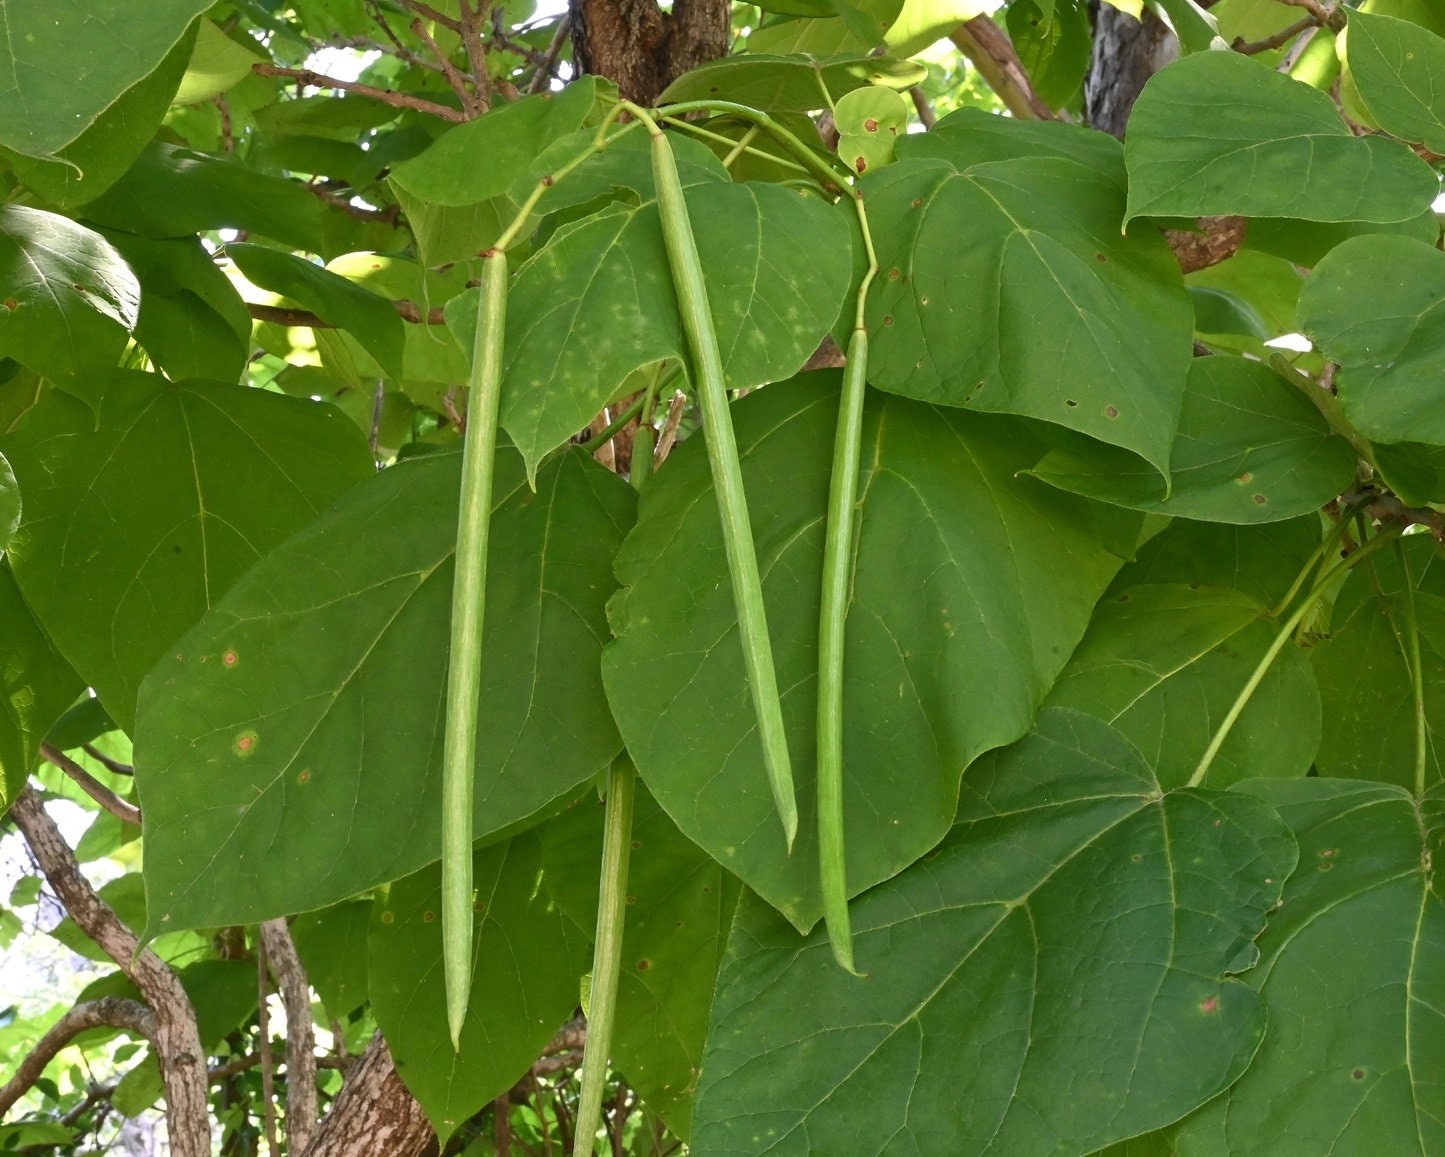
[[2, 1, 1444, 1154]]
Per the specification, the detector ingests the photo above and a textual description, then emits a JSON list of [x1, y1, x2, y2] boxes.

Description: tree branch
[[252, 64, 467, 122], [9, 790, 210, 1157], [260, 919, 319, 1150], [950, 14, 1057, 121], [1231, 14, 1318, 54], [247, 301, 447, 328], [0, 997, 155, 1117], [298, 1034, 433, 1157], [39, 743, 141, 827]]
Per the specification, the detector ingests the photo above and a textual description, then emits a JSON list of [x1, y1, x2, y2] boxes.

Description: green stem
[[661, 117, 808, 175], [816, 192, 880, 976], [442, 248, 509, 1049], [1269, 355, 1376, 469], [1189, 524, 1406, 788], [636, 102, 799, 848], [571, 759, 637, 1157], [655, 100, 850, 192], [1394, 540, 1429, 797], [1268, 502, 1359, 619]]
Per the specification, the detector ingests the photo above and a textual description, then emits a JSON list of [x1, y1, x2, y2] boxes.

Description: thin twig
[[247, 301, 447, 328], [399, 0, 463, 32], [1276, 0, 1345, 31], [258, 933, 279, 1157], [412, 17, 486, 115], [0, 998, 155, 1116], [527, 15, 571, 93], [82, 744, 133, 776], [457, 0, 493, 112], [1232, 14, 1318, 54], [252, 64, 467, 122], [367, 0, 446, 71], [303, 183, 401, 223], [908, 86, 937, 128], [653, 391, 687, 467], [40, 743, 141, 826], [260, 919, 318, 1149]]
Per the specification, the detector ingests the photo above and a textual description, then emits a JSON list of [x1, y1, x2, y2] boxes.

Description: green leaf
[[1150, 0, 1226, 52], [175, 19, 267, 105], [370, 824, 592, 1142], [0, 205, 140, 384], [102, 231, 250, 384], [1124, 50, 1438, 224], [834, 85, 909, 176], [0, 449, 15, 554], [1187, 250, 1304, 342], [1173, 777, 1445, 1155], [0, 1, 212, 157], [1308, 537, 1445, 790], [134, 448, 634, 933], [1244, 210, 1441, 268], [4, 24, 195, 208], [1344, 11, 1445, 153], [228, 243, 404, 380], [0, 563, 83, 813], [863, 135, 1193, 477], [82, 142, 327, 252], [1299, 234, 1445, 450], [1044, 584, 1321, 789], [2, 373, 373, 731], [691, 709, 1296, 1156], [604, 376, 1135, 931], [476, 179, 852, 478], [657, 54, 926, 113], [290, 899, 373, 1018], [1007, 0, 1092, 108], [1029, 355, 1356, 524], [538, 787, 742, 1139]]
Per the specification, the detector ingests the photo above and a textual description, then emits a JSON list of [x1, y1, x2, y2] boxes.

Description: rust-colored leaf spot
[[864, 118, 879, 133], [1319, 847, 1337, 857], [235, 730, 258, 756], [626, 895, 636, 905], [631, 839, 642, 849], [1095, 253, 1107, 263], [423, 911, 436, 923], [912, 197, 924, 208], [1238, 472, 1253, 483], [1199, 995, 1219, 1014], [855, 156, 867, 174], [1318, 861, 1333, 871], [222, 649, 239, 668], [473, 901, 486, 913], [1352, 1068, 1367, 1081], [888, 268, 900, 281], [3, 299, 17, 311], [298, 769, 311, 784], [381, 911, 395, 924], [636, 958, 652, 971], [883, 315, 893, 327], [1253, 494, 1267, 505], [1105, 405, 1120, 419]]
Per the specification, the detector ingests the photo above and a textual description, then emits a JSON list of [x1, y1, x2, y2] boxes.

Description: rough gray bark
[[1084, 1, 1178, 137], [299, 1033, 434, 1157], [260, 918, 319, 1149], [569, 0, 731, 104]]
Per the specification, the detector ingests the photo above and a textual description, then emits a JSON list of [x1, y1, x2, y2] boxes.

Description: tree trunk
[[1084, 1, 1178, 137], [299, 1034, 434, 1157], [569, 0, 731, 104]]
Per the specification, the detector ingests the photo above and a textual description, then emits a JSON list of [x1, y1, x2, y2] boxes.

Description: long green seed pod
[[571, 758, 637, 1157], [441, 248, 509, 1050], [816, 327, 869, 975], [646, 116, 799, 848]]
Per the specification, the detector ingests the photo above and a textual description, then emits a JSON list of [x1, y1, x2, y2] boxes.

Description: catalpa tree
[[0, 0, 1443, 1154]]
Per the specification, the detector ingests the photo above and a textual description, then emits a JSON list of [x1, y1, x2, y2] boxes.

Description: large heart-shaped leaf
[[0, 562, 83, 812], [0, 1, 212, 157], [604, 375, 1136, 931], [134, 447, 634, 934], [862, 128, 1193, 477], [0, 449, 16, 555], [691, 709, 1296, 1156], [1308, 537, 1445, 790], [478, 178, 852, 477], [1044, 584, 1320, 789], [3, 374, 372, 732], [1344, 11, 1445, 153], [1170, 777, 1445, 1154], [538, 784, 743, 1138], [0, 206, 140, 384], [370, 823, 592, 1142], [1124, 50, 1438, 225], [1299, 234, 1445, 449], [1030, 355, 1356, 523]]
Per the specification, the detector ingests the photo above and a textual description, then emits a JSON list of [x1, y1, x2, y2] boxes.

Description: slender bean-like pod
[[441, 248, 509, 1050], [645, 114, 799, 848], [571, 759, 637, 1157], [817, 326, 869, 975]]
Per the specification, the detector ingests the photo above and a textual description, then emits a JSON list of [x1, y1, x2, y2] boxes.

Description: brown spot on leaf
[[637, 959, 652, 971], [1199, 995, 1219, 1014], [423, 911, 435, 923], [864, 118, 879, 133]]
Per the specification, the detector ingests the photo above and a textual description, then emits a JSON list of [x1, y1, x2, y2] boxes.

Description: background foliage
[[2, 0, 1444, 1154]]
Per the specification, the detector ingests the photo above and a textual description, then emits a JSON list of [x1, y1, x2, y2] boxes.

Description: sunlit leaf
[[1343, 11, 1445, 153]]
